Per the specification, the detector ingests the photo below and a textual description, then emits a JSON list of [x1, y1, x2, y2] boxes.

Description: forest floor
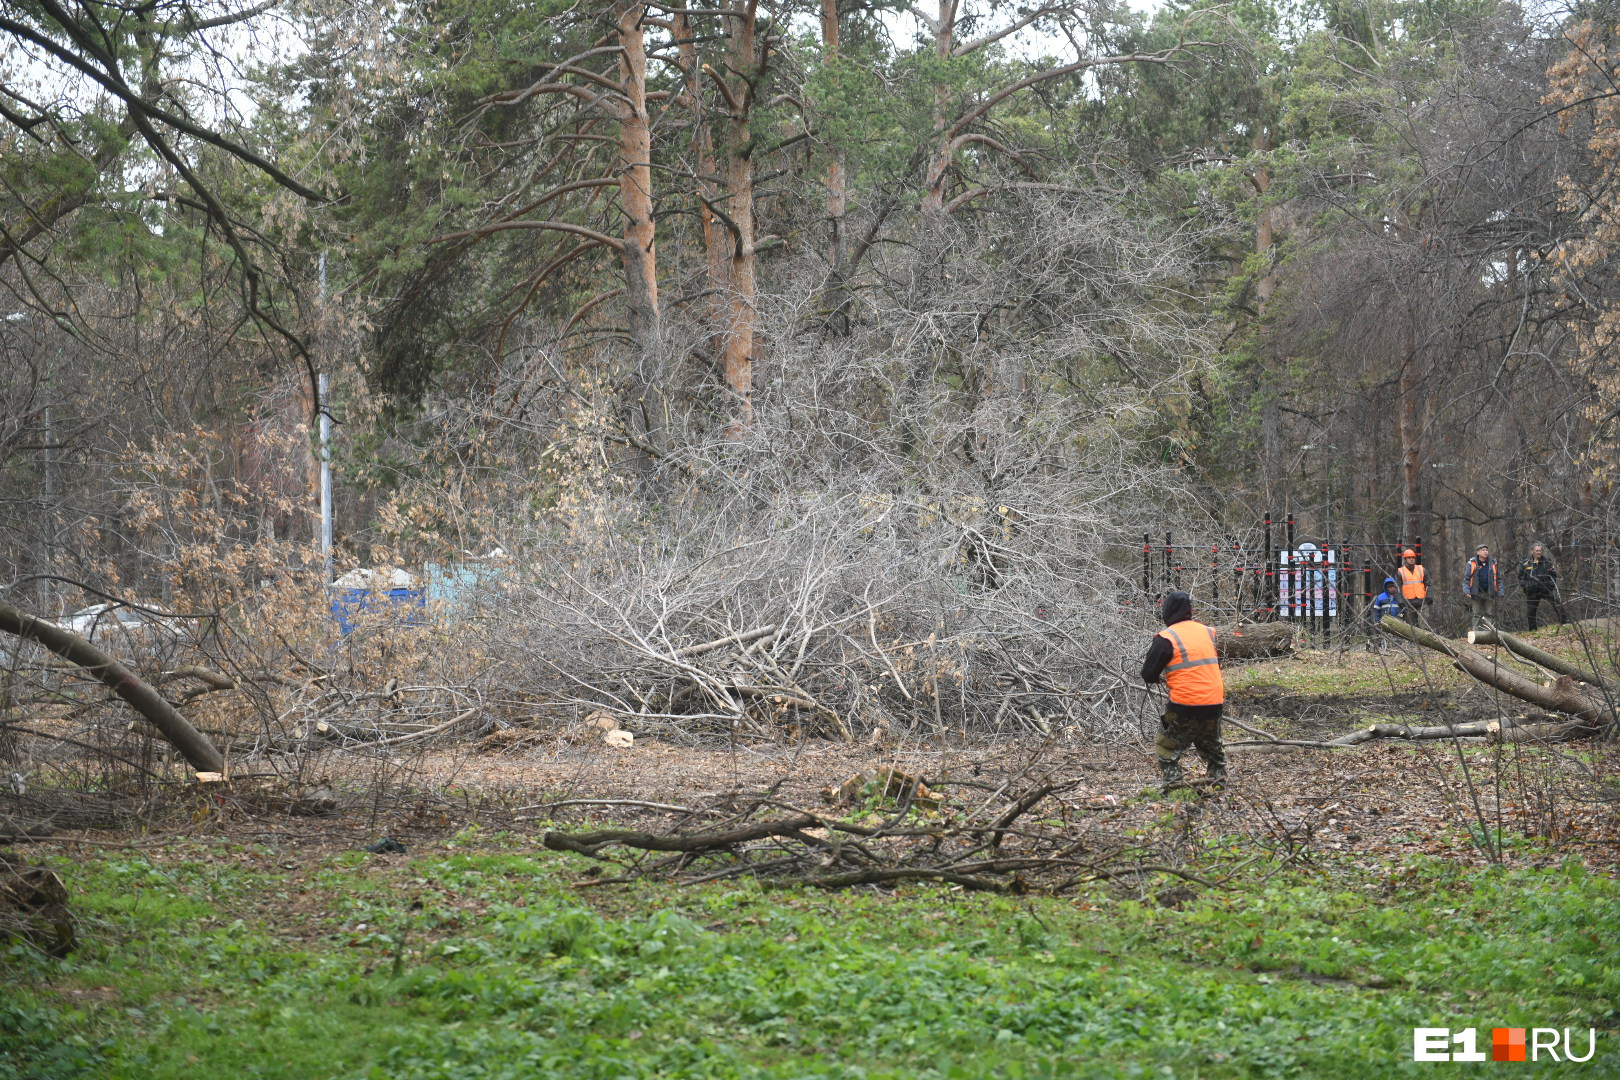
[[4, 627, 1619, 1078]]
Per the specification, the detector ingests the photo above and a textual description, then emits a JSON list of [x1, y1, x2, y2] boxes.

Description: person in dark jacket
[[1518, 542, 1564, 631], [1463, 544, 1503, 632], [1372, 578, 1402, 622], [1141, 591, 1226, 788]]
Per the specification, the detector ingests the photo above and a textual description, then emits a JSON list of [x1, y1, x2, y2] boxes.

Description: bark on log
[[154, 665, 236, 690], [1466, 629, 1607, 688], [1217, 623, 1295, 661], [1486, 719, 1602, 744], [1328, 721, 1490, 746], [543, 814, 818, 856], [0, 599, 225, 773], [1378, 616, 1614, 726]]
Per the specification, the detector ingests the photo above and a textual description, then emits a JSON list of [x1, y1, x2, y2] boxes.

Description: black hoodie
[[1141, 591, 1194, 685], [1160, 591, 1193, 626]]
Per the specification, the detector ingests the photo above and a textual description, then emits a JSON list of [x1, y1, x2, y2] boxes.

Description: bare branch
[[427, 220, 625, 250]]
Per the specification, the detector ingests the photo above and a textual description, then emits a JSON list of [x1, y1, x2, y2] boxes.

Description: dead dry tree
[[478, 191, 1226, 746]]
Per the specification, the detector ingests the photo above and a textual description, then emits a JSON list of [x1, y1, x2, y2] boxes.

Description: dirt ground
[[6, 647, 1619, 875], [252, 719, 1620, 880]]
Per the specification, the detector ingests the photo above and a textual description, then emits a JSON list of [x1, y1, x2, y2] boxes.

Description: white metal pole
[[42, 398, 54, 609], [319, 373, 332, 584], [318, 252, 333, 585]]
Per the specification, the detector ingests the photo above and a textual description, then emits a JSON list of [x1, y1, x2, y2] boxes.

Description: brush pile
[[538, 765, 1217, 895]]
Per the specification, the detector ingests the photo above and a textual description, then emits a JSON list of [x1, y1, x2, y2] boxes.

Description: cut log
[[1328, 721, 1490, 746], [1486, 719, 1602, 744], [1378, 616, 1614, 728], [543, 813, 819, 856], [0, 598, 224, 773], [1217, 622, 1295, 661], [1466, 629, 1607, 688]]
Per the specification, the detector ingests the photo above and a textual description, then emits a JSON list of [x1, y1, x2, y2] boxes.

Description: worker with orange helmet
[[1396, 548, 1427, 620]]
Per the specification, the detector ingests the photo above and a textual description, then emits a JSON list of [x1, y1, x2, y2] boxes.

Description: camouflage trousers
[[1156, 704, 1226, 784]]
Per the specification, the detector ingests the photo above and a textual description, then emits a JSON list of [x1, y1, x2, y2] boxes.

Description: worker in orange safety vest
[[1141, 591, 1226, 788], [1396, 549, 1428, 620]]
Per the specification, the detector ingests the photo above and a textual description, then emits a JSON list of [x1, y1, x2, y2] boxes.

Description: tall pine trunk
[[614, 1, 664, 446], [716, 3, 762, 429], [675, 12, 729, 355], [920, 0, 954, 225], [616, 1, 659, 352], [821, 0, 850, 334]]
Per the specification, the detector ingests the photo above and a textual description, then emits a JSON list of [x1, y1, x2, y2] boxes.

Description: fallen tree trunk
[[1230, 713, 1593, 751], [1378, 616, 1614, 727], [1217, 623, 1295, 661], [1328, 721, 1489, 746], [298, 709, 483, 747], [543, 814, 818, 857], [1466, 629, 1607, 688], [763, 867, 1012, 893], [0, 599, 225, 773], [1485, 719, 1603, 744]]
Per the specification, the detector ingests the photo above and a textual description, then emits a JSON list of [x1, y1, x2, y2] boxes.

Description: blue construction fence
[[329, 559, 507, 637]]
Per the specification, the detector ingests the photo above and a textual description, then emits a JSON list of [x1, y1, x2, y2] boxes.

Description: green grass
[[4, 843, 1617, 1079], [1224, 621, 1620, 703], [1225, 648, 1471, 700]]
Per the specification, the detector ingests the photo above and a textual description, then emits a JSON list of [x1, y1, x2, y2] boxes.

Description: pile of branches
[[491, 495, 1185, 746], [536, 769, 1218, 895]]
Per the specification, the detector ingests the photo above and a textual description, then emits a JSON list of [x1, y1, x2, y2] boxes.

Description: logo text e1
[[1413, 1028, 1596, 1063]]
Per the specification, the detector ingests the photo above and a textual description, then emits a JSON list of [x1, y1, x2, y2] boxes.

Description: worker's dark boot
[[1201, 747, 1228, 787], [1158, 757, 1184, 788]]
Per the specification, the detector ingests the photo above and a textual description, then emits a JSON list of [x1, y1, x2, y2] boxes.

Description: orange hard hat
[[1402, 548, 1416, 558]]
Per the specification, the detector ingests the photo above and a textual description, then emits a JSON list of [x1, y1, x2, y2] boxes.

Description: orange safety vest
[[1156, 620, 1224, 706], [1397, 564, 1427, 600]]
